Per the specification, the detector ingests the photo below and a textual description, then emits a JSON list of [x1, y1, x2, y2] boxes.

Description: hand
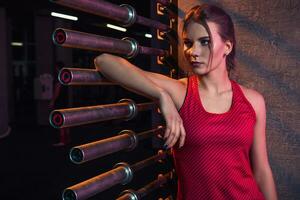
[[159, 90, 186, 149]]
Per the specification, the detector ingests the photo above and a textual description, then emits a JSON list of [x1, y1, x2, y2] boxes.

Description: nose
[[189, 43, 201, 58]]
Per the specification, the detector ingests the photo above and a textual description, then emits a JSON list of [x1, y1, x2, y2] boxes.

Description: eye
[[183, 40, 193, 48], [200, 39, 210, 46]]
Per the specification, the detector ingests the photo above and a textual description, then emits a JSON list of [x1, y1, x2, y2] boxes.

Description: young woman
[[94, 4, 277, 200]]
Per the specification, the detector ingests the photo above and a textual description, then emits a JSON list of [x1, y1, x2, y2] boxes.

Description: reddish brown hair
[[182, 4, 236, 72]]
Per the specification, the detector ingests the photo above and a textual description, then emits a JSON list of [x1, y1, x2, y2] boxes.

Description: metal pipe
[[116, 190, 138, 200], [63, 152, 167, 200], [49, 99, 156, 128], [58, 68, 115, 85], [135, 15, 169, 31], [62, 163, 132, 200], [69, 127, 164, 164], [137, 126, 164, 141], [51, 0, 169, 30], [116, 171, 172, 200], [136, 102, 158, 112], [49, 101, 132, 128], [131, 150, 166, 172], [52, 29, 136, 58], [52, 28, 166, 58], [139, 46, 166, 57], [136, 172, 172, 198], [69, 130, 137, 164]]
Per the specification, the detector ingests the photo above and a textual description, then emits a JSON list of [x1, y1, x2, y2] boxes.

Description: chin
[[192, 67, 209, 76]]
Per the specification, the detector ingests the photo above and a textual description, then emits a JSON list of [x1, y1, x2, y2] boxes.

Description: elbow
[[94, 53, 114, 71]]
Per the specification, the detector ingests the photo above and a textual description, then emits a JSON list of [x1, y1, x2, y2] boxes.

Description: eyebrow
[[198, 36, 210, 40], [183, 36, 210, 41]]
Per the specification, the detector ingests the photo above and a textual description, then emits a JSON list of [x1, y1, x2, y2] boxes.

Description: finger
[[163, 127, 172, 149], [166, 119, 179, 148], [164, 126, 171, 139], [165, 118, 175, 140], [164, 120, 176, 146], [163, 122, 172, 139], [179, 125, 186, 148], [168, 120, 180, 147], [157, 126, 164, 138], [164, 130, 175, 146]]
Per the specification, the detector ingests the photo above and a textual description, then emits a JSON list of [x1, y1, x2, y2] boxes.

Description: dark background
[[1, 0, 299, 200], [0, 0, 174, 199]]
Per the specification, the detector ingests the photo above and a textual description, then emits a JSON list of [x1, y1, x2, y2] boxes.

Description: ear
[[224, 40, 233, 56]]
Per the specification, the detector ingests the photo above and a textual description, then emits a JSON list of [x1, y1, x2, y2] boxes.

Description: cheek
[[212, 44, 225, 58], [202, 47, 210, 57]]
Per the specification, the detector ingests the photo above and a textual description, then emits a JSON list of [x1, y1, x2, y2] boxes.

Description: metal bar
[[49, 100, 156, 128], [69, 132, 133, 164], [53, 28, 133, 55], [52, 0, 129, 24], [136, 15, 169, 31], [116, 193, 133, 200], [52, 28, 167, 57], [69, 127, 164, 164], [51, 0, 169, 30], [116, 171, 172, 200], [137, 126, 164, 141], [131, 150, 166, 172], [136, 172, 172, 198], [63, 152, 167, 200], [62, 164, 130, 200], [58, 68, 115, 85], [49, 102, 131, 128], [136, 102, 158, 112], [139, 46, 166, 57]]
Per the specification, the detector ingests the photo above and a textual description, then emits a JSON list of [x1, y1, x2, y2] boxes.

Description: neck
[[197, 66, 231, 94]]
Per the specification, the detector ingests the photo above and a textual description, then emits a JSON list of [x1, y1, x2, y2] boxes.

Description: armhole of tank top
[[178, 76, 191, 113], [234, 81, 257, 122]]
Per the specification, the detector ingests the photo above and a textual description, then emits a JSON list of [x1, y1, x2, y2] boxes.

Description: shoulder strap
[[178, 75, 197, 112], [231, 80, 256, 120]]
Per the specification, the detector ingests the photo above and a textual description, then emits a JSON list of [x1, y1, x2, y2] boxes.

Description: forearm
[[255, 167, 277, 200], [94, 54, 186, 149], [94, 53, 164, 100]]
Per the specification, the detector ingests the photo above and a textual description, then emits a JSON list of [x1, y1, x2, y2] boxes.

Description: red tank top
[[173, 75, 265, 200]]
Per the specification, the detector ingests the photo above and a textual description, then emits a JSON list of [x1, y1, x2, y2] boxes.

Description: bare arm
[[244, 88, 277, 200], [94, 53, 186, 148], [94, 54, 164, 99]]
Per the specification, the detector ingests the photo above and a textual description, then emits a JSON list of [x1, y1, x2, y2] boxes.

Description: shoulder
[[145, 72, 187, 91], [178, 77, 188, 86], [238, 84, 266, 115], [144, 72, 188, 109]]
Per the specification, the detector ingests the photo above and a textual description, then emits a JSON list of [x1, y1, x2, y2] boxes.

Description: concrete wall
[[177, 0, 300, 199]]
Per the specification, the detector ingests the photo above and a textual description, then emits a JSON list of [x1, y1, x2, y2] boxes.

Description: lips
[[190, 61, 204, 68]]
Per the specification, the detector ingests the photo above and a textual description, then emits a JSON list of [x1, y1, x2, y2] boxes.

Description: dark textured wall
[[0, 8, 9, 136], [177, 0, 300, 199]]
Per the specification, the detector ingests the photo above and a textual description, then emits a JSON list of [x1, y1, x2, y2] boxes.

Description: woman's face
[[183, 21, 229, 75]]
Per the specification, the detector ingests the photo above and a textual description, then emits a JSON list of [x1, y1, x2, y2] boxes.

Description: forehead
[[183, 21, 219, 39]]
